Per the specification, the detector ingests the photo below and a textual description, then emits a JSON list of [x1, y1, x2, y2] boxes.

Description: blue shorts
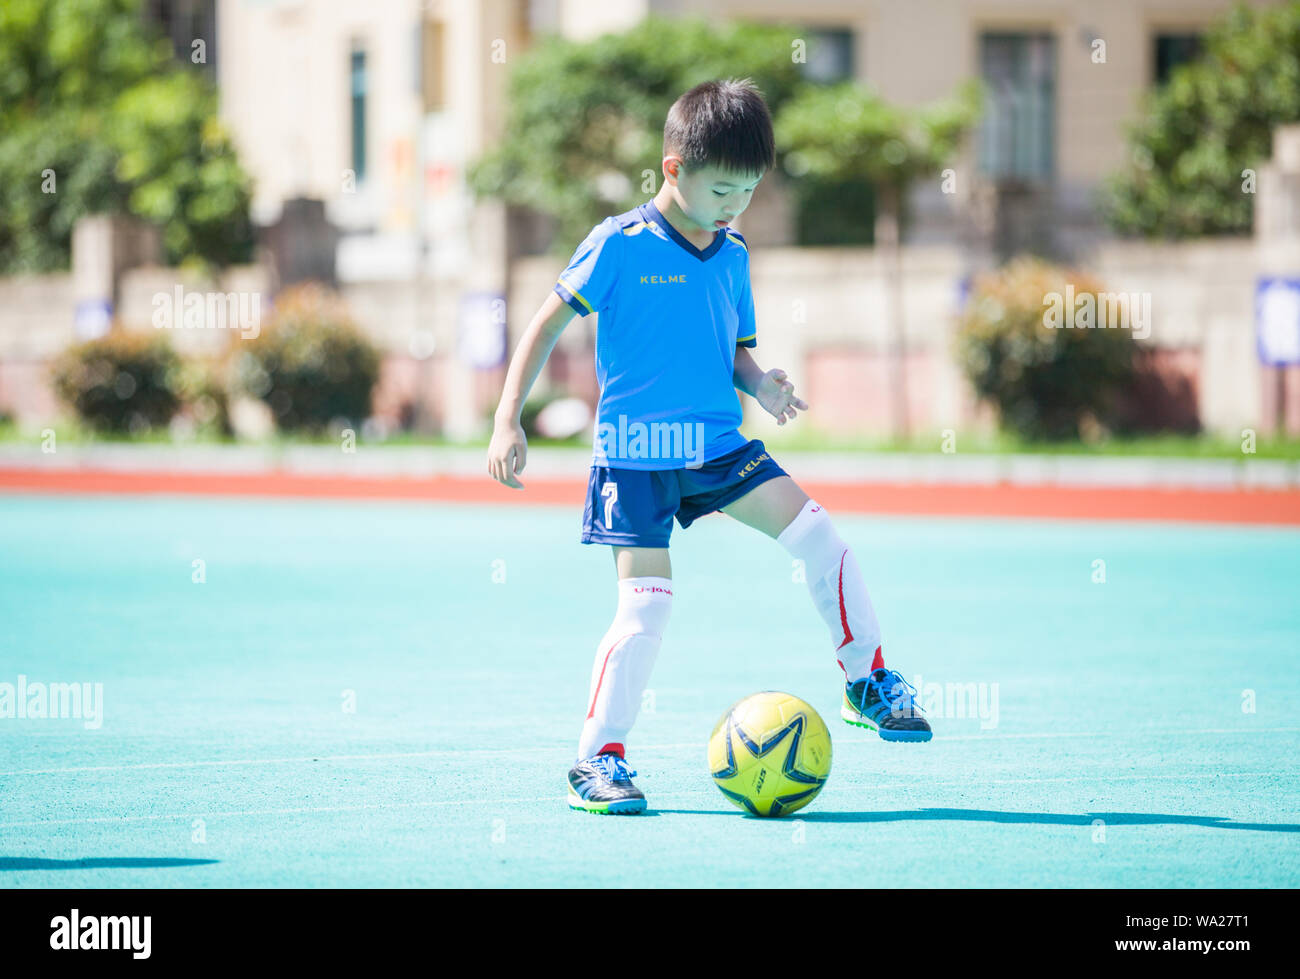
[[580, 438, 788, 548]]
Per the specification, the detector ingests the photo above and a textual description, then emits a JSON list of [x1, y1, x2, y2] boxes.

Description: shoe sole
[[567, 788, 647, 815], [841, 705, 933, 742]]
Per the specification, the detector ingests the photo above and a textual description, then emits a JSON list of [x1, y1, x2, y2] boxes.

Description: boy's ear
[[662, 156, 683, 186]]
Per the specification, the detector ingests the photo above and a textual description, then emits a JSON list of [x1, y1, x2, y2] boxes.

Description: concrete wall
[[0, 274, 78, 424], [0, 260, 501, 436], [0, 236, 1292, 438]]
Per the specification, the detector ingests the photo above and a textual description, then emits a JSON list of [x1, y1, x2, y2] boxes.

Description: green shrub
[[954, 258, 1137, 441], [234, 283, 380, 433], [173, 358, 233, 437], [50, 331, 184, 434]]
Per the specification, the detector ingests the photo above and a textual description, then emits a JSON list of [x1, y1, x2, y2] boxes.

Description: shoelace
[[869, 669, 925, 714], [591, 753, 637, 782]]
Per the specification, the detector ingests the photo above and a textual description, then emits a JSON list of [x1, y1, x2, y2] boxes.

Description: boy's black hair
[[663, 78, 775, 177]]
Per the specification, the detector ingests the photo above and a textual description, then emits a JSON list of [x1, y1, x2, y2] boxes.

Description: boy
[[488, 78, 929, 816]]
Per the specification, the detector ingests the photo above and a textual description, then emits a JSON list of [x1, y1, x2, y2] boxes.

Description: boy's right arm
[[487, 291, 578, 489]]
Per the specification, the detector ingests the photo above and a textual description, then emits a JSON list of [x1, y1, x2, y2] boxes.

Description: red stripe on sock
[[835, 550, 854, 650], [598, 743, 625, 759], [586, 633, 635, 720], [871, 645, 884, 672]]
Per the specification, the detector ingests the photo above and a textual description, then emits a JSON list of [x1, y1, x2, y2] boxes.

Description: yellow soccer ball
[[708, 691, 832, 817]]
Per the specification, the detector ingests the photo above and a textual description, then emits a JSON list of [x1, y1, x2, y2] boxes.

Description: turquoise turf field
[[1, 493, 1297, 887]]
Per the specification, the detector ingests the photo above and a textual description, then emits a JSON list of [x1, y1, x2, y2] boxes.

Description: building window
[[799, 28, 855, 84], [1154, 33, 1203, 85], [978, 33, 1056, 181], [143, 0, 217, 75], [350, 47, 368, 183]]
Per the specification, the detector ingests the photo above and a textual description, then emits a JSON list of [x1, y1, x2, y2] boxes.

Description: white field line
[[0, 771, 1295, 831], [3, 726, 1299, 778]]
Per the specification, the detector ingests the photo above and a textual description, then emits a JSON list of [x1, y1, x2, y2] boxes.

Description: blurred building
[[204, 0, 1286, 442], [546, 0, 1257, 260], [215, 0, 1264, 260]]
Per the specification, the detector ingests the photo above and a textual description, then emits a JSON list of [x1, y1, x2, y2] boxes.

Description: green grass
[[0, 417, 583, 451], [762, 425, 1300, 460]]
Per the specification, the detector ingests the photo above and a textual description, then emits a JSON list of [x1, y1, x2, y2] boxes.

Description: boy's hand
[[755, 368, 808, 426], [487, 418, 528, 489]]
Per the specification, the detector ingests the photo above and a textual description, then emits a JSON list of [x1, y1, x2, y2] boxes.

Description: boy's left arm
[[734, 345, 809, 426]]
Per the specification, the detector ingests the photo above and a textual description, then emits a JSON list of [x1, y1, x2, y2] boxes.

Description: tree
[[1105, 1, 1300, 238], [467, 15, 806, 251], [0, 0, 253, 273], [775, 81, 981, 435]]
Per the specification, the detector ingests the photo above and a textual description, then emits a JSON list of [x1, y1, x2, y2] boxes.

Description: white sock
[[576, 576, 673, 762], [777, 500, 883, 682]]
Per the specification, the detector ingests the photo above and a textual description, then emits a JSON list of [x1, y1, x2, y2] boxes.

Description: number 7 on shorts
[[601, 480, 618, 528]]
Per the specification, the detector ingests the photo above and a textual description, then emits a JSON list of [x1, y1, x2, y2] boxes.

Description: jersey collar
[[642, 200, 725, 262]]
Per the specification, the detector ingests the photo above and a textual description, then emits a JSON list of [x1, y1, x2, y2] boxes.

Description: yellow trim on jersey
[[557, 277, 594, 314], [726, 233, 747, 251], [622, 221, 654, 236], [737, 333, 756, 344]]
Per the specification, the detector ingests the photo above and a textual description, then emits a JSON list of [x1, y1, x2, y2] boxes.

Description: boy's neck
[[651, 188, 719, 249]]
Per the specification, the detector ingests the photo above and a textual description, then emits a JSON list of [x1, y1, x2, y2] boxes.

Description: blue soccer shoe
[[842, 668, 932, 742], [567, 752, 648, 815]]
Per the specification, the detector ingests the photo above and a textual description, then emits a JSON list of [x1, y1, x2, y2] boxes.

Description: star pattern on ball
[[711, 712, 828, 816]]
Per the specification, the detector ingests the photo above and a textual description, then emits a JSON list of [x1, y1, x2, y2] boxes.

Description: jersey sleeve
[[554, 219, 622, 317], [735, 250, 757, 348]]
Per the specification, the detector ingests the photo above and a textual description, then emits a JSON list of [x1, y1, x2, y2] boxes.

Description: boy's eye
[[712, 190, 727, 197]]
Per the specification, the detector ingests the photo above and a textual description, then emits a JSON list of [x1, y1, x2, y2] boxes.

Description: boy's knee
[[777, 499, 839, 554]]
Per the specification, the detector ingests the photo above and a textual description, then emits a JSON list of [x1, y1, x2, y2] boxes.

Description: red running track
[[2, 467, 1299, 525]]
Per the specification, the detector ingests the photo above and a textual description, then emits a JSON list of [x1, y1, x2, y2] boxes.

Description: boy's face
[[663, 159, 763, 233]]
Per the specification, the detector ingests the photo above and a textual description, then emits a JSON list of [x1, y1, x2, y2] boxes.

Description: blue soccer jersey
[[554, 200, 756, 470]]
